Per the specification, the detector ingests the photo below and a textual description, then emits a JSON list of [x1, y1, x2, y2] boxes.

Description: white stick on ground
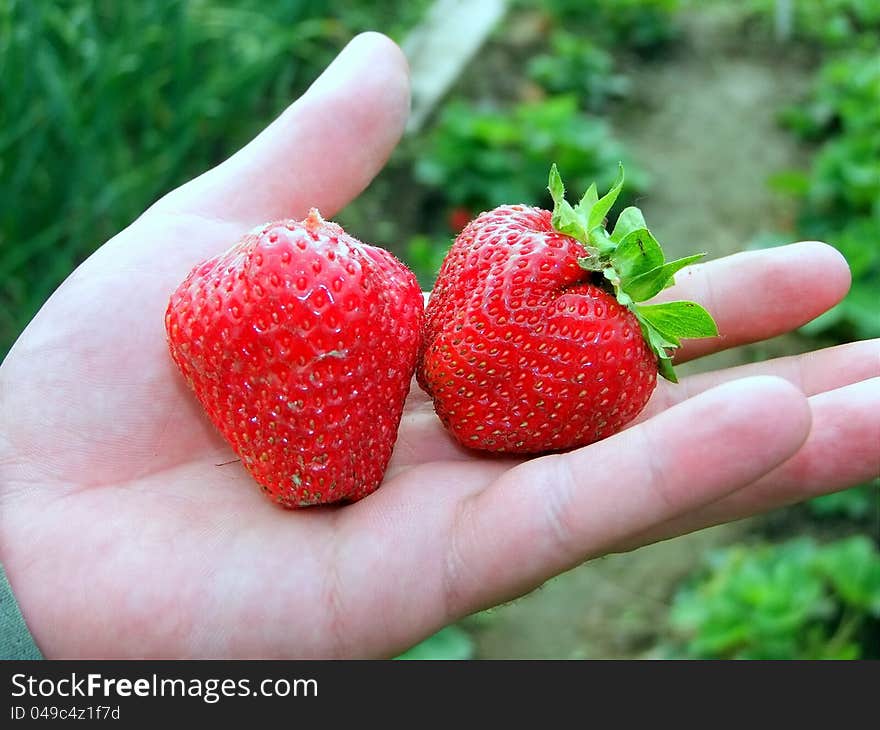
[[402, 0, 509, 134]]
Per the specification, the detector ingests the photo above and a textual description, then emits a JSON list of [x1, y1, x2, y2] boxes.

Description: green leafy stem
[[548, 163, 718, 382]]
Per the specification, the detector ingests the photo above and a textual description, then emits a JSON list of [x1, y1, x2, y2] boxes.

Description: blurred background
[[1, 0, 878, 658]]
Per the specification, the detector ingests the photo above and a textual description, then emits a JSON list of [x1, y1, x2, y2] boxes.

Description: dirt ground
[[469, 8, 813, 659]]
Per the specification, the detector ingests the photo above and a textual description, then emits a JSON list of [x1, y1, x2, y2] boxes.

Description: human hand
[[0, 33, 877, 658]]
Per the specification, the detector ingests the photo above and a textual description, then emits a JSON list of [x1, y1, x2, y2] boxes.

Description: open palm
[[1, 34, 877, 658]]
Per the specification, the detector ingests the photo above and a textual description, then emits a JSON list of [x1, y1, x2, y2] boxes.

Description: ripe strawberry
[[417, 165, 717, 453], [448, 206, 474, 233], [165, 210, 423, 507]]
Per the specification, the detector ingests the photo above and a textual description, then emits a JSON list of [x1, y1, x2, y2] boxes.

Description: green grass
[[0, 0, 428, 356]]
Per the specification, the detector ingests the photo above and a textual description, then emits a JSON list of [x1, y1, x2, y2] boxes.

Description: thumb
[[156, 32, 410, 226]]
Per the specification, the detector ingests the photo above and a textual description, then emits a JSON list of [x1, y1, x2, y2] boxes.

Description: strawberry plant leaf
[[588, 224, 616, 256], [548, 162, 566, 203], [638, 318, 679, 383], [578, 182, 599, 210], [643, 322, 678, 354], [396, 625, 475, 660], [577, 255, 603, 272], [611, 206, 647, 243], [548, 163, 718, 384], [656, 354, 678, 383], [548, 164, 589, 243], [551, 199, 584, 241], [636, 301, 719, 341], [613, 227, 664, 280], [623, 253, 705, 302], [586, 161, 625, 230], [813, 536, 880, 614]]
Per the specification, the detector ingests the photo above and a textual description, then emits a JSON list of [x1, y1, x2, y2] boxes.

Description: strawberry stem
[[304, 208, 325, 234], [548, 164, 718, 382]]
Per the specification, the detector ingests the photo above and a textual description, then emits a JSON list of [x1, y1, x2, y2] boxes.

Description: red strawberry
[[448, 206, 474, 233], [165, 210, 423, 507], [417, 165, 717, 453]]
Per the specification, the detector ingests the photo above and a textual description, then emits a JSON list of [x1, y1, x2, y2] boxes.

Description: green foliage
[[796, 216, 880, 340], [526, 0, 681, 56], [406, 234, 452, 290], [808, 482, 879, 522], [0, 0, 429, 356], [771, 49, 880, 340], [548, 163, 715, 382], [527, 32, 630, 111], [779, 52, 880, 216], [669, 537, 880, 659], [396, 625, 475, 660], [748, 0, 880, 48], [780, 53, 880, 141], [414, 96, 646, 215]]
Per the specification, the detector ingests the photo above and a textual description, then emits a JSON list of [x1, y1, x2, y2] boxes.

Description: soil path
[[471, 8, 810, 658]]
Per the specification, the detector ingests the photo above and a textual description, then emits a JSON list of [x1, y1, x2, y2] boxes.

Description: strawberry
[[417, 165, 717, 453], [448, 206, 474, 234], [165, 210, 423, 507]]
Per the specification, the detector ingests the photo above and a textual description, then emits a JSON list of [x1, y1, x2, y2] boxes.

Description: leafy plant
[[779, 53, 880, 141], [769, 50, 880, 340], [747, 0, 880, 48], [525, 0, 681, 56], [668, 537, 880, 659], [808, 482, 879, 522], [406, 234, 452, 289], [396, 625, 475, 660], [414, 96, 646, 216], [0, 0, 429, 357], [796, 216, 880, 340], [527, 31, 630, 111]]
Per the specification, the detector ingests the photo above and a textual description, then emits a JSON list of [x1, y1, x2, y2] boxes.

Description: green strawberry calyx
[[548, 163, 718, 383]]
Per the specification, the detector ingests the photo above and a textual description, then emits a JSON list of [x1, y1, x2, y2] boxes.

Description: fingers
[[154, 32, 410, 226], [444, 376, 812, 615], [657, 242, 851, 363], [618, 378, 880, 550], [640, 338, 880, 422]]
